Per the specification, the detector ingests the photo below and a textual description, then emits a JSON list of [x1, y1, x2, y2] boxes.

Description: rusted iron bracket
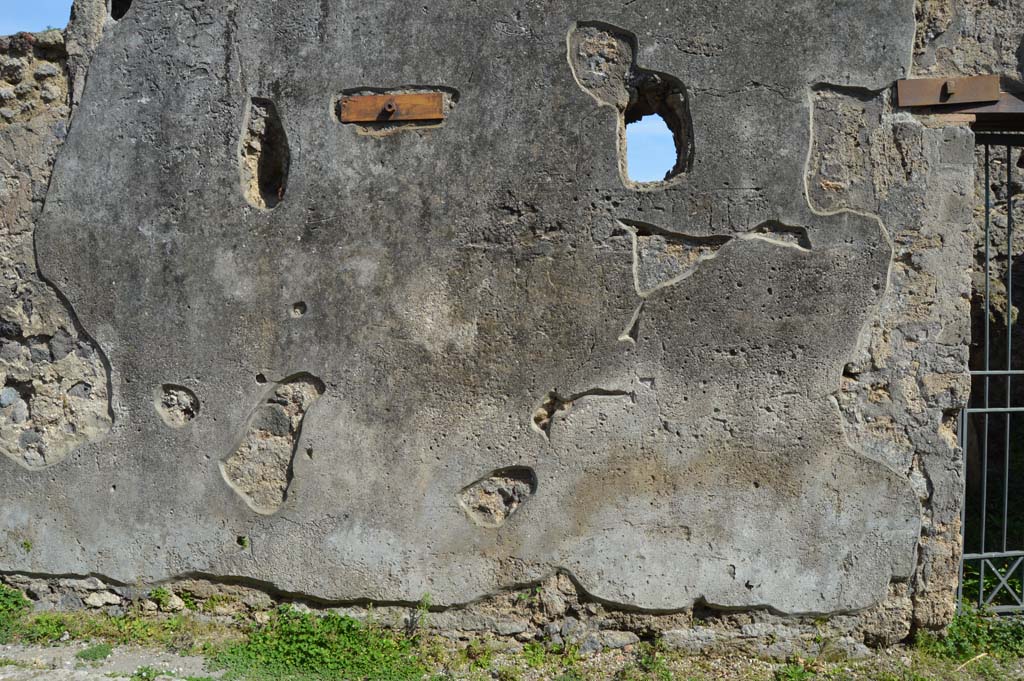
[[948, 91, 1024, 116], [896, 75, 1000, 107], [944, 91, 1024, 131], [896, 75, 1024, 131], [899, 88, 1024, 131], [339, 92, 445, 123]]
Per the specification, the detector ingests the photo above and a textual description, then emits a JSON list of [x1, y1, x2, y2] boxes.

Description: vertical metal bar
[[1005, 145, 1014, 554], [958, 408, 968, 610], [981, 143, 992, 605], [960, 137, 1024, 612]]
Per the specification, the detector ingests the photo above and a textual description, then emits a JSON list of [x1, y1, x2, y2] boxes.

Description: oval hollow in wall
[[239, 98, 290, 210], [458, 466, 538, 528], [221, 373, 324, 515], [155, 384, 199, 428]]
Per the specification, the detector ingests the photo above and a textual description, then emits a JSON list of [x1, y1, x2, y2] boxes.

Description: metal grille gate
[[958, 132, 1024, 613]]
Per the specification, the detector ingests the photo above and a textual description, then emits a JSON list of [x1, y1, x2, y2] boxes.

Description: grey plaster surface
[[1, 0, 934, 616]]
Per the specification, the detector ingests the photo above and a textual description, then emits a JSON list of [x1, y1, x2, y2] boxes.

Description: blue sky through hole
[[626, 114, 676, 183], [1, 0, 74, 35]]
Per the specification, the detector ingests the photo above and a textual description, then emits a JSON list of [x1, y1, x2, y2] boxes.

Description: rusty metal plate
[[339, 92, 445, 123], [952, 91, 1024, 115], [897, 75, 1000, 107], [947, 91, 1024, 131]]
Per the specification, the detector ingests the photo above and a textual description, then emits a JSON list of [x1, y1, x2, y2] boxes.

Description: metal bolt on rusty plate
[[339, 92, 446, 123], [896, 75, 1000, 108]]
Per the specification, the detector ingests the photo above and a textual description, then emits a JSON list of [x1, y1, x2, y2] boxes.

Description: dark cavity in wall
[[240, 98, 290, 210], [111, 0, 132, 21]]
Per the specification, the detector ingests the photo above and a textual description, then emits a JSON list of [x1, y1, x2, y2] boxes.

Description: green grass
[[75, 642, 113, 661], [149, 587, 172, 611], [200, 593, 235, 614], [458, 639, 495, 671], [21, 612, 69, 643], [0, 584, 31, 644], [961, 559, 1024, 609], [554, 671, 587, 681], [208, 605, 426, 681], [521, 641, 547, 669], [0, 586, 240, 654], [917, 603, 1024, 661], [773, 662, 815, 681], [180, 592, 199, 612], [0, 657, 29, 669], [130, 666, 163, 681], [5, 584, 1024, 681], [613, 641, 674, 681], [495, 666, 524, 681]]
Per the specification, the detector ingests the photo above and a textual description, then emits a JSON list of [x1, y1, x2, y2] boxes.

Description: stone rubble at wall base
[[1, 573, 895, 660]]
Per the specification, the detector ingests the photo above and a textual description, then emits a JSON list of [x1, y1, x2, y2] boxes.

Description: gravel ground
[[1, 641, 1023, 680], [0, 643, 212, 680]]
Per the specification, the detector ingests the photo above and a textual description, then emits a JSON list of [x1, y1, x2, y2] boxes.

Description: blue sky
[[1, 0, 74, 34], [626, 115, 677, 183]]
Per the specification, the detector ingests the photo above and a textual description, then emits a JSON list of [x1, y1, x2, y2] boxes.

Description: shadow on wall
[[111, 0, 132, 21], [1018, 35, 1024, 77]]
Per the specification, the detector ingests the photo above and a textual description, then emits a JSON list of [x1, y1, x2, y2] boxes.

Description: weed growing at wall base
[[916, 603, 1024, 661], [614, 641, 673, 681], [0, 591, 241, 652], [773, 661, 816, 681], [148, 587, 172, 610], [4, 582, 1024, 679], [209, 605, 426, 680], [0, 584, 30, 643], [75, 642, 112, 661]]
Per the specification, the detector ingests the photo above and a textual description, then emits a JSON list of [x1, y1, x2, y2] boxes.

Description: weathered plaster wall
[[0, 18, 111, 472], [0, 0, 1004, 653], [811, 88, 974, 639], [914, 0, 1024, 79]]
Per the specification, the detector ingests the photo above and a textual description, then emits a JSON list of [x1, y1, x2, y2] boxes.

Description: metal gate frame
[[958, 131, 1024, 613]]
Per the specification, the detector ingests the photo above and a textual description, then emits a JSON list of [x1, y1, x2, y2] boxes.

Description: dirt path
[[0, 643, 212, 680]]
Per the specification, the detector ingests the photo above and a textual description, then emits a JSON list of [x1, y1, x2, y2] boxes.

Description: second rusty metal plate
[[896, 75, 1001, 107], [339, 92, 445, 123]]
